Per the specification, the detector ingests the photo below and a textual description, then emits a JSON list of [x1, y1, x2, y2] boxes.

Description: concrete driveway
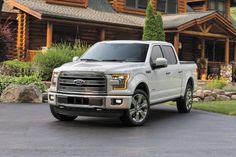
[[0, 103, 235, 157]]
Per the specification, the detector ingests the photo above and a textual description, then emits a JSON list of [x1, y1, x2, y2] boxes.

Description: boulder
[[212, 89, 225, 95], [193, 98, 201, 102], [231, 95, 236, 100], [193, 90, 204, 99], [204, 96, 216, 102], [203, 90, 212, 97], [0, 85, 42, 103], [216, 95, 230, 101]]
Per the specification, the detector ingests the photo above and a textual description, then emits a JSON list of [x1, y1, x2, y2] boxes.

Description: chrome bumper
[[48, 92, 132, 109]]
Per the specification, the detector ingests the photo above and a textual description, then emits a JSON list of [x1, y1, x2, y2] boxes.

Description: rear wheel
[[177, 83, 193, 113], [120, 89, 150, 126], [50, 105, 77, 121]]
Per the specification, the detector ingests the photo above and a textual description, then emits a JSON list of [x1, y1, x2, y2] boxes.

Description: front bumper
[[48, 92, 132, 110]]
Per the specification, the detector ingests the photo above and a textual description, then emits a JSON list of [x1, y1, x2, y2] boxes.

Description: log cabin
[[1, 0, 236, 79]]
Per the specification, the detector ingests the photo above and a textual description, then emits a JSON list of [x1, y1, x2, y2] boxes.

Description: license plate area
[[57, 96, 103, 106]]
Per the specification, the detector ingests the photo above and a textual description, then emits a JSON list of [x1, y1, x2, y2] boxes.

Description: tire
[[50, 105, 77, 121], [120, 89, 150, 126], [177, 82, 193, 113]]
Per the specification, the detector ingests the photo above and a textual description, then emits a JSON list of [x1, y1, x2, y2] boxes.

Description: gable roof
[[4, 0, 236, 36]]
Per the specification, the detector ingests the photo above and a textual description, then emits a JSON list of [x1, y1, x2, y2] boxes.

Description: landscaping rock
[[224, 92, 234, 97], [216, 95, 230, 101], [212, 89, 225, 95], [0, 85, 42, 103], [193, 97, 201, 102], [231, 95, 236, 100], [193, 90, 204, 99], [204, 96, 216, 102], [203, 90, 212, 97]]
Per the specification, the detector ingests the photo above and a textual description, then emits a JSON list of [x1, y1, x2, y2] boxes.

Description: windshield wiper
[[101, 59, 125, 62], [80, 58, 100, 62]]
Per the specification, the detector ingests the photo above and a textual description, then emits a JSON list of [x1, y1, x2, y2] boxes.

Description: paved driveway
[[0, 103, 235, 157]]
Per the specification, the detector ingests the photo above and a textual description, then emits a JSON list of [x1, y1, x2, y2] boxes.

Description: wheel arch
[[134, 82, 150, 98]]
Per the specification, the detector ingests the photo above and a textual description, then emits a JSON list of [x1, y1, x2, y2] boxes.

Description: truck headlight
[[111, 74, 129, 90], [51, 72, 59, 87]]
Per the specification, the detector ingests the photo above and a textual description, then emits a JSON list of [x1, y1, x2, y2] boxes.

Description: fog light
[[49, 94, 55, 101], [111, 99, 123, 105]]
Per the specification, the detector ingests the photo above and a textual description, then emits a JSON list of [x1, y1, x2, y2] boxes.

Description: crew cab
[[48, 41, 197, 126]]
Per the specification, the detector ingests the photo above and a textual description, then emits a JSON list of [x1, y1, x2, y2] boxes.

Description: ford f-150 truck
[[48, 41, 197, 126]]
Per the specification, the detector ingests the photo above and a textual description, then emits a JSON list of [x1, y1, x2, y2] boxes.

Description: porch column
[[234, 44, 236, 62], [174, 32, 180, 55], [201, 39, 205, 58], [225, 38, 230, 64], [46, 21, 53, 48], [100, 29, 106, 41]]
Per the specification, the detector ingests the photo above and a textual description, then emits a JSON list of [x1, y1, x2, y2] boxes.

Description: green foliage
[[143, 1, 165, 41], [207, 78, 228, 90], [34, 42, 89, 81], [193, 101, 236, 116], [0, 60, 35, 77], [155, 12, 165, 41], [231, 7, 236, 21], [0, 75, 46, 94]]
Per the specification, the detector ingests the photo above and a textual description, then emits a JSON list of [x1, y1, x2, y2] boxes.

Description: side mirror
[[154, 58, 168, 69], [72, 56, 80, 62]]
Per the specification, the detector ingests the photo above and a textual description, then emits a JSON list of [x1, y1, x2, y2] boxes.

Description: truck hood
[[55, 61, 146, 74]]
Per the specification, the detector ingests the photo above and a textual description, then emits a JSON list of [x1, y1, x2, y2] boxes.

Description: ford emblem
[[74, 79, 86, 86]]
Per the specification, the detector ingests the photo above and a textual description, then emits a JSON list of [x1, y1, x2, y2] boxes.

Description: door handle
[[178, 71, 183, 74], [166, 72, 171, 75]]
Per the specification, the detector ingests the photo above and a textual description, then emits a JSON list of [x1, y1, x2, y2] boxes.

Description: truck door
[[161, 45, 182, 98], [149, 45, 169, 103]]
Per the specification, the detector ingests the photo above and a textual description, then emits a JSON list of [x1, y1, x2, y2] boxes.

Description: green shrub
[[0, 60, 35, 77], [34, 42, 89, 81], [0, 75, 46, 94], [207, 78, 228, 90]]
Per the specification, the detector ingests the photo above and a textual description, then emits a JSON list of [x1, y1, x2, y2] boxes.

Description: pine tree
[[142, 1, 165, 41], [155, 12, 165, 41], [142, 0, 157, 40]]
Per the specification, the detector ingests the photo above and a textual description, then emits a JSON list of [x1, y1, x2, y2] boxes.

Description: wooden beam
[[201, 39, 205, 58], [174, 32, 180, 55], [225, 38, 230, 64], [234, 44, 236, 63], [46, 21, 53, 48], [205, 24, 213, 33], [181, 31, 228, 39], [100, 29, 106, 41]]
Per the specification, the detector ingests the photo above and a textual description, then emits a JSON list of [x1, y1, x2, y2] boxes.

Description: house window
[[157, 0, 178, 13], [126, 0, 148, 9], [209, 0, 226, 16]]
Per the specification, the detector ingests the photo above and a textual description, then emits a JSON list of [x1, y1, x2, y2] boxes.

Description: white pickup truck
[[48, 41, 197, 126]]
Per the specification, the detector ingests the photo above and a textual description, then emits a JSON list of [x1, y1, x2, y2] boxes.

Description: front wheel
[[50, 105, 78, 121], [120, 89, 150, 126], [177, 83, 193, 113]]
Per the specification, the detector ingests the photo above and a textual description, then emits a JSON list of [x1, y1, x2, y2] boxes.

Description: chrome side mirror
[[155, 58, 168, 68], [72, 56, 80, 62]]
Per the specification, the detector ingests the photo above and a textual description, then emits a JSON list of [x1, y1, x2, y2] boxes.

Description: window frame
[[150, 45, 164, 65], [125, 0, 148, 10], [161, 45, 177, 65], [209, 0, 226, 16], [157, 0, 178, 14]]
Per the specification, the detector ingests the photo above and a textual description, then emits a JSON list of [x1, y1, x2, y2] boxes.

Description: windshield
[[81, 43, 149, 62]]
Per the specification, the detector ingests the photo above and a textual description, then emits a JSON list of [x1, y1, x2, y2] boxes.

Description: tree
[[142, 0, 157, 40], [155, 12, 165, 41], [142, 0, 165, 41]]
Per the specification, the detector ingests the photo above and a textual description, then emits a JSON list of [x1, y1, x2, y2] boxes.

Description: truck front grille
[[58, 72, 107, 95]]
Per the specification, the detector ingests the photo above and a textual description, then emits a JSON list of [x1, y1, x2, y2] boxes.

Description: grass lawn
[[192, 101, 236, 116], [168, 101, 236, 116]]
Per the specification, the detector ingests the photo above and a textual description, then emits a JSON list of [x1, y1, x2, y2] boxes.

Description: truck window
[[81, 43, 149, 62], [150, 45, 163, 64], [161, 45, 177, 65]]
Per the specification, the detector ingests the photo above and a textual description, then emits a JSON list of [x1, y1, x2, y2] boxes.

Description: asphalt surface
[[0, 103, 235, 157]]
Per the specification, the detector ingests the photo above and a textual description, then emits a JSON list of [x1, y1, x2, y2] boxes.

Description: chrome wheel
[[186, 87, 193, 110], [129, 93, 148, 123]]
